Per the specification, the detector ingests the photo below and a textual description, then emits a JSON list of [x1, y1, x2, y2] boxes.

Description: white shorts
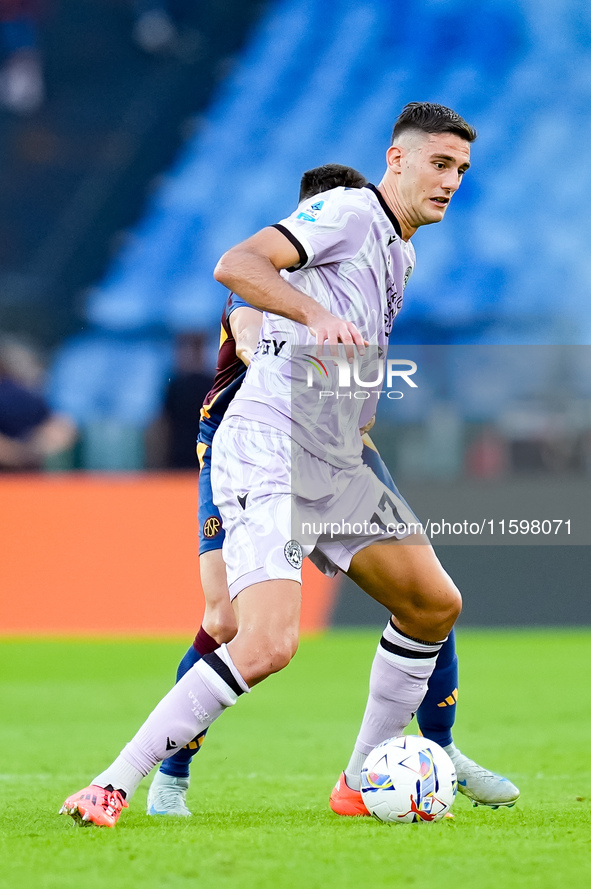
[[211, 417, 418, 600]]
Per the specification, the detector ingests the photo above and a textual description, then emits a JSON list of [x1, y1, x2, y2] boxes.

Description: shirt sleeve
[[272, 188, 370, 271], [225, 291, 253, 318]]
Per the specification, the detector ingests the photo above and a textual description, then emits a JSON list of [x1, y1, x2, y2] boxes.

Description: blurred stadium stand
[[3, 0, 591, 468], [0, 0, 267, 344], [81, 0, 591, 346]]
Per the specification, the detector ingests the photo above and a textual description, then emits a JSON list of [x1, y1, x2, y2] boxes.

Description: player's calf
[[225, 579, 301, 686], [348, 536, 462, 643]]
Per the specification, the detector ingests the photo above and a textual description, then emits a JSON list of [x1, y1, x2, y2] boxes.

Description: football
[[360, 735, 457, 823]]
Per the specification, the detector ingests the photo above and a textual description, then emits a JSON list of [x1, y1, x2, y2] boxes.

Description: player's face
[[389, 132, 471, 230]]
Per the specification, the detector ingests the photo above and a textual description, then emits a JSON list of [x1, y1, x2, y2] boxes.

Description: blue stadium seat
[[48, 334, 173, 426], [52, 0, 591, 433]]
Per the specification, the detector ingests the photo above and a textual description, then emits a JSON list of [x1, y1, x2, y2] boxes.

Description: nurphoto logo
[[304, 355, 418, 400]]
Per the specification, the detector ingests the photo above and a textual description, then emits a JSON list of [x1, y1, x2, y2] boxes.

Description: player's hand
[[236, 343, 255, 367], [307, 308, 368, 363]]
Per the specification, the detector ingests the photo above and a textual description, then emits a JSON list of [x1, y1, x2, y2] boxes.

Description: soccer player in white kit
[[61, 102, 487, 827]]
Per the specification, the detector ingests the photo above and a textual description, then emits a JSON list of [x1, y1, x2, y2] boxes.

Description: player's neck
[[376, 180, 416, 241]]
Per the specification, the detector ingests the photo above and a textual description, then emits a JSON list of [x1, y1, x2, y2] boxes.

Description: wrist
[[301, 300, 327, 329]]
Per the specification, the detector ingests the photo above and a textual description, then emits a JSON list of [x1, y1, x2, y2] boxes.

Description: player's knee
[[203, 614, 237, 646], [267, 642, 297, 675], [442, 585, 462, 621], [400, 578, 461, 639], [245, 635, 298, 682], [264, 635, 299, 674], [430, 583, 462, 635]]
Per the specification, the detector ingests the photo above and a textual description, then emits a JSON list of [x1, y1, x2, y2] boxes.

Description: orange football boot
[[59, 784, 128, 827], [329, 772, 370, 816]]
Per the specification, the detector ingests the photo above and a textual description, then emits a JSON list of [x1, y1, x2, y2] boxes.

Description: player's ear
[[386, 144, 404, 173]]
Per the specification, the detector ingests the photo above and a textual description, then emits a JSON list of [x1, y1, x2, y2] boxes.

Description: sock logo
[[188, 689, 210, 721], [166, 737, 178, 751], [184, 732, 207, 752], [437, 688, 458, 708]]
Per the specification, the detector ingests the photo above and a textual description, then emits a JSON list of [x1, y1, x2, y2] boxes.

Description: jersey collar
[[365, 184, 402, 238]]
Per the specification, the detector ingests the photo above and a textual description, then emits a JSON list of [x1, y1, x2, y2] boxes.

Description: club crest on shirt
[[203, 516, 222, 538], [284, 539, 303, 569]]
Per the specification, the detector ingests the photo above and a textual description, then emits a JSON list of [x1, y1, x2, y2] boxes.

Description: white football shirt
[[224, 184, 416, 468]]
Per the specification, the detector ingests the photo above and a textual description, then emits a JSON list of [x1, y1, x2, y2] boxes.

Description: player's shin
[[175, 626, 220, 682], [93, 644, 249, 799], [344, 619, 444, 791], [159, 626, 221, 779], [416, 629, 458, 748]]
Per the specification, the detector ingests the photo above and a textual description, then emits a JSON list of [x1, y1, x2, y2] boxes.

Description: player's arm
[[228, 306, 262, 367], [214, 227, 366, 361]]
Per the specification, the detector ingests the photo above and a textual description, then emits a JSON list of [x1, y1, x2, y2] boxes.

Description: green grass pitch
[[0, 629, 589, 889]]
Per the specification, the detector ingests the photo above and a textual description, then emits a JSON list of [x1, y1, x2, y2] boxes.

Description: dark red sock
[[193, 626, 220, 657]]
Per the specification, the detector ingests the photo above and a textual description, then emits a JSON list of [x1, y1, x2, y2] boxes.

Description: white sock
[[344, 620, 443, 791], [93, 645, 249, 799]]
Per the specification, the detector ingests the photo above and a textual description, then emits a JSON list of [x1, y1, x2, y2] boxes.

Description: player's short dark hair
[[299, 163, 368, 202], [392, 102, 477, 144]]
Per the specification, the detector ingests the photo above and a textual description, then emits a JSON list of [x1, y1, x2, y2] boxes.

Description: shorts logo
[[203, 516, 222, 539], [284, 539, 303, 569]]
